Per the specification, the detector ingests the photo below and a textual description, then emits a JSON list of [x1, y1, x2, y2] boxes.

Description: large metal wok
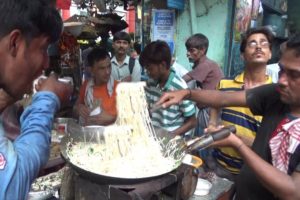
[[60, 120, 234, 184]]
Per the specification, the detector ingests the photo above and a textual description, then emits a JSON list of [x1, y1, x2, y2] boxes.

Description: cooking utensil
[[60, 121, 182, 184], [186, 125, 236, 151], [156, 125, 236, 154], [60, 120, 234, 184], [181, 154, 203, 169]]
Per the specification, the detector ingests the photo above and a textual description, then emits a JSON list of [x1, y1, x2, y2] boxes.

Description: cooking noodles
[[67, 82, 183, 178]]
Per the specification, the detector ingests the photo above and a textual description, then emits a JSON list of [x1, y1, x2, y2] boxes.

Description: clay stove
[[60, 164, 198, 200]]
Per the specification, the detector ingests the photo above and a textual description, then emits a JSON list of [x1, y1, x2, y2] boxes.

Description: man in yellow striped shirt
[[206, 27, 274, 180]]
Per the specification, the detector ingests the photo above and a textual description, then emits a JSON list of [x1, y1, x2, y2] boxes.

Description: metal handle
[[187, 125, 236, 151], [211, 125, 236, 141], [187, 135, 213, 151]]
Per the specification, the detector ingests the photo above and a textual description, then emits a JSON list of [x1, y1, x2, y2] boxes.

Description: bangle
[[186, 89, 192, 99]]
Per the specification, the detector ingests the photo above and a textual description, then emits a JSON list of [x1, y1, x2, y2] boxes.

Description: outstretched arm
[[156, 89, 247, 109], [214, 134, 300, 200]]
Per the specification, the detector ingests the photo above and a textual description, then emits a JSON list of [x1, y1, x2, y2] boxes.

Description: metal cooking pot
[[60, 121, 234, 184]]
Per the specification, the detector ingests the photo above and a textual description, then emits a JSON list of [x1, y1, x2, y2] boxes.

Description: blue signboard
[[167, 0, 185, 10], [152, 9, 176, 55], [167, 41, 175, 55], [154, 11, 174, 26]]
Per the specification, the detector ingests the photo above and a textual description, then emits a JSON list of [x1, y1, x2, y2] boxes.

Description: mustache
[[252, 50, 264, 56]]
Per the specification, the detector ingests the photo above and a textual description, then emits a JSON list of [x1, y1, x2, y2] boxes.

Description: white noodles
[[67, 82, 182, 178]]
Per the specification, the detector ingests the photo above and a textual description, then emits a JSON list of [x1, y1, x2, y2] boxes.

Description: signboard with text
[[152, 9, 176, 54]]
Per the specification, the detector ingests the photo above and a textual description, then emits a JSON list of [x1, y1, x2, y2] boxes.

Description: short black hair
[[0, 0, 63, 44], [87, 47, 110, 67], [134, 42, 141, 55], [139, 40, 171, 69], [185, 33, 209, 54], [240, 27, 273, 53], [286, 33, 300, 57], [113, 31, 131, 43]]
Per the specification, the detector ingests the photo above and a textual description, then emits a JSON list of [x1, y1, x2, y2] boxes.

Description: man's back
[[187, 56, 223, 89]]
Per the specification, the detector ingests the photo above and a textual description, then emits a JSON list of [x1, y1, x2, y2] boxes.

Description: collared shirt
[[266, 63, 280, 83], [79, 79, 119, 116], [171, 61, 196, 89], [187, 55, 223, 89], [111, 55, 142, 82], [145, 70, 196, 133], [0, 92, 60, 200], [214, 72, 273, 174]]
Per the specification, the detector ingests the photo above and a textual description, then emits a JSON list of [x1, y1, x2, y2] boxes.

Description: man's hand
[[121, 75, 132, 82], [210, 131, 244, 151], [35, 74, 73, 105], [85, 110, 116, 126], [78, 104, 91, 120], [0, 89, 15, 112], [155, 89, 189, 108], [205, 124, 224, 134]]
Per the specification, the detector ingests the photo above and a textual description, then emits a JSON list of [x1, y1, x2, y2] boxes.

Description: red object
[[56, 0, 71, 10], [126, 6, 136, 34], [58, 124, 66, 133], [62, 9, 70, 21]]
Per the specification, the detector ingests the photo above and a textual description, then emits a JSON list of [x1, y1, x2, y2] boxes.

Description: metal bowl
[[55, 117, 76, 124], [63, 22, 84, 37]]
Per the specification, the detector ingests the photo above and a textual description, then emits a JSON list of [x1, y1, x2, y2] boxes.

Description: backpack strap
[[129, 57, 135, 74]]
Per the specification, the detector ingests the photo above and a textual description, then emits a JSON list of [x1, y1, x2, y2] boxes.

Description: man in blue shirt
[[0, 0, 72, 199]]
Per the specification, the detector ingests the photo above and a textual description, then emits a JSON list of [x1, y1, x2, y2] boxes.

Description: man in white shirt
[[266, 41, 286, 83], [266, 63, 280, 83], [171, 57, 196, 89], [111, 31, 141, 82]]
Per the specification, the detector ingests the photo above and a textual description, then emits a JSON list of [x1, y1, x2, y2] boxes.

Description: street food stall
[[26, 81, 234, 200], [27, 120, 234, 200], [25, 1, 236, 199]]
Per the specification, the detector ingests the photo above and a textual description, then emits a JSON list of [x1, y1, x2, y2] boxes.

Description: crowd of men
[[0, 0, 300, 199]]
